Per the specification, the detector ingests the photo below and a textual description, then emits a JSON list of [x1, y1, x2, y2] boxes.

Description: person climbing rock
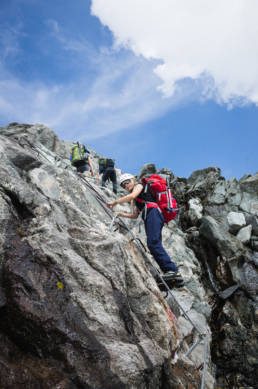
[[97, 158, 117, 194], [107, 173, 184, 289], [70, 142, 94, 177]]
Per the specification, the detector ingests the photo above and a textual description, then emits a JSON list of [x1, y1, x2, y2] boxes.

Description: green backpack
[[70, 143, 89, 166], [98, 158, 115, 169]]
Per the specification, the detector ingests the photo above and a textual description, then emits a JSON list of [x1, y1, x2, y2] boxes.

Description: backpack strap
[[135, 197, 160, 219]]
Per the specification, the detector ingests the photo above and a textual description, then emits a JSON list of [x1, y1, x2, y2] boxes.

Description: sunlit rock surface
[[0, 122, 257, 389]]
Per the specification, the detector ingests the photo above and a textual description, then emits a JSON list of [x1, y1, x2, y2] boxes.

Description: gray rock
[[218, 284, 239, 299], [239, 173, 252, 182], [246, 215, 258, 236], [138, 163, 157, 179], [251, 252, 258, 266], [185, 168, 258, 388], [226, 177, 242, 206], [0, 123, 215, 389], [250, 201, 258, 216], [208, 180, 227, 205], [188, 167, 221, 186], [186, 167, 221, 200], [0, 122, 68, 157], [242, 262, 258, 298], [227, 211, 246, 233], [160, 167, 175, 181], [187, 198, 203, 226], [192, 300, 212, 319], [189, 198, 203, 219], [237, 225, 252, 244], [170, 177, 187, 202], [239, 192, 258, 216], [240, 172, 258, 194], [250, 236, 258, 251], [214, 296, 258, 387], [1, 122, 257, 389], [200, 216, 244, 259]]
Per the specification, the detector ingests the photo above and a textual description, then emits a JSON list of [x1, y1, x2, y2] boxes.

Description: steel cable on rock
[[16, 142, 209, 386], [79, 176, 128, 230], [81, 177, 205, 332], [13, 144, 209, 387], [77, 174, 210, 388]]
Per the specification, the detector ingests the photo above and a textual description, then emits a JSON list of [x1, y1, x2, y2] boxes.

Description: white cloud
[[91, 0, 258, 105], [0, 50, 194, 140], [46, 19, 93, 54], [0, 10, 215, 141]]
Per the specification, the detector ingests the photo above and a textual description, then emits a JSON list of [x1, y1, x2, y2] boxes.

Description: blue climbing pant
[[144, 207, 178, 273]]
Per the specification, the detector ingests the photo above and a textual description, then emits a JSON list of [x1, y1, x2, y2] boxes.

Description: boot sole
[[157, 278, 184, 291]]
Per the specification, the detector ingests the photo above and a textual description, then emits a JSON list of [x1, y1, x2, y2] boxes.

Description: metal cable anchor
[[109, 212, 119, 231]]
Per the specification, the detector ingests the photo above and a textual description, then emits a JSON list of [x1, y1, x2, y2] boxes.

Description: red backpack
[[137, 174, 178, 223]]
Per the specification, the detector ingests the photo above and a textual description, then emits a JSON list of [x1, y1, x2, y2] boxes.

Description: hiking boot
[[163, 270, 183, 282], [157, 271, 184, 291]]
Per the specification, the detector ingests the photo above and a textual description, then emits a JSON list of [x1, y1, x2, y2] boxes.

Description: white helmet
[[119, 173, 134, 185]]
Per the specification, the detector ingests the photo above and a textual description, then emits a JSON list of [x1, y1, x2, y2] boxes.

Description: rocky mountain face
[[0, 123, 257, 389]]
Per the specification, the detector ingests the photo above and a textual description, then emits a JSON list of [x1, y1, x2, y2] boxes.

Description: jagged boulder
[[240, 172, 258, 194], [138, 163, 157, 179], [250, 236, 258, 251], [208, 179, 227, 205], [226, 177, 242, 207], [186, 167, 221, 199], [160, 168, 175, 181], [227, 211, 246, 233], [199, 216, 244, 260], [187, 198, 203, 226], [0, 122, 69, 157], [246, 214, 258, 236], [212, 293, 257, 388], [180, 167, 258, 389], [236, 225, 252, 244]]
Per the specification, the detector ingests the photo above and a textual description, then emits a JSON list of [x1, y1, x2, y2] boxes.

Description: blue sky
[[0, 0, 257, 180]]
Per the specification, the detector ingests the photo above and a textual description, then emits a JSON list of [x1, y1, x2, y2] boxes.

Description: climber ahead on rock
[[70, 142, 94, 177], [107, 173, 184, 289], [97, 157, 117, 194]]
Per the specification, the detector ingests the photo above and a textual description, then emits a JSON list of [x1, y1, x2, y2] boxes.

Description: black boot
[[156, 271, 184, 291]]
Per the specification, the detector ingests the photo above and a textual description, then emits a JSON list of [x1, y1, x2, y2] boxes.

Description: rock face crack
[[3, 188, 34, 220]]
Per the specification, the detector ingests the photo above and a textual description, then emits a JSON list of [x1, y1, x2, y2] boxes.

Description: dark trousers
[[101, 167, 117, 194], [144, 208, 178, 273], [76, 164, 89, 173]]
